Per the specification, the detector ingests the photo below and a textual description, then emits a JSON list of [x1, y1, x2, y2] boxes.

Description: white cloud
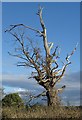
[[13, 87, 27, 92]]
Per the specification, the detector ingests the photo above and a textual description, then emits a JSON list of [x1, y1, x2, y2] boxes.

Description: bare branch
[[51, 61, 59, 72], [5, 24, 43, 36], [48, 42, 54, 50], [37, 6, 50, 57], [27, 91, 46, 103], [37, 6, 45, 29], [54, 62, 71, 84], [8, 52, 28, 61], [7, 31, 42, 77], [57, 85, 66, 93], [66, 43, 78, 63], [52, 43, 78, 85], [52, 46, 59, 56], [17, 62, 35, 68]]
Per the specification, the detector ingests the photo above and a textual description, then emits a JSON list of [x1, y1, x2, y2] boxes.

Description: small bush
[[2, 93, 24, 107]]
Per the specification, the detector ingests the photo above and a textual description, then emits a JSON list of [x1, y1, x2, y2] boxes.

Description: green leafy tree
[[2, 93, 24, 107]]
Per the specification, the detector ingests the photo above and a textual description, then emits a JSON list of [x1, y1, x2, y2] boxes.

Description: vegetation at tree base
[[2, 93, 24, 107], [1, 93, 81, 119], [2, 104, 81, 119]]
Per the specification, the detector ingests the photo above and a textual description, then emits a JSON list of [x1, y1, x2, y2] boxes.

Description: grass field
[[1, 105, 81, 119]]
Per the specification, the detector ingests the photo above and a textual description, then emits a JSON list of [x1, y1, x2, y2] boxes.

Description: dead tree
[[5, 6, 78, 106]]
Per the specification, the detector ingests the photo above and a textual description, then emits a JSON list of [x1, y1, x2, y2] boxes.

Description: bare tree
[[5, 6, 78, 106]]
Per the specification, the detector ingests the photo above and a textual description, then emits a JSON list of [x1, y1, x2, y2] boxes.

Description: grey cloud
[[2, 74, 44, 91], [2, 71, 80, 106], [56, 71, 80, 91], [2, 71, 80, 91]]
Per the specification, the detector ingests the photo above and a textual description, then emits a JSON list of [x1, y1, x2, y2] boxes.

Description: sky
[[1, 2, 80, 105], [1, 0, 81, 2], [0, 2, 2, 90]]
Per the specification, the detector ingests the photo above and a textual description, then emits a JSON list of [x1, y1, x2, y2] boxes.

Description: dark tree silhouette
[[5, 6, 78, 106]]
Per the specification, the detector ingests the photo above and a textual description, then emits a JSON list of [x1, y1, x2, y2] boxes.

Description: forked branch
[[53, 43, 78, 84]]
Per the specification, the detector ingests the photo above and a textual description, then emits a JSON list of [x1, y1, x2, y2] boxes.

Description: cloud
[[2, 71, 80, 106], [2, 71, 80, 91], [61, 93, 80, 106], [56, 71, 80, 91], [55, 71, 80, 106], [13, 87, 28, 92], [2, 74, 44, 91]]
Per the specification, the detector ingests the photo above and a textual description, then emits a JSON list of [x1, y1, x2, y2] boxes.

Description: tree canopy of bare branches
[[5, 6, 78, 106]]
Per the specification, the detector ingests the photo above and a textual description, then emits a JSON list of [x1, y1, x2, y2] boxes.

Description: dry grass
[[2, 105, 81, 119]]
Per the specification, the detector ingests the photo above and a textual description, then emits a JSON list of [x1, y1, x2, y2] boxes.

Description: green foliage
[[2, 93, 24, 107]]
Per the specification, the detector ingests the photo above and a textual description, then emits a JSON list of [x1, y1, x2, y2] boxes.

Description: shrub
[[2, 93, 24, 107]]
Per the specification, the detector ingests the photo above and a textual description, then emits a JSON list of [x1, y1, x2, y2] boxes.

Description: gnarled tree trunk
[[46, 88, 60, 106]]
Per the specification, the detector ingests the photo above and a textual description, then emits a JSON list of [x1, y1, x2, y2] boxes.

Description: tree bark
[[46, 88, 60, 106]]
